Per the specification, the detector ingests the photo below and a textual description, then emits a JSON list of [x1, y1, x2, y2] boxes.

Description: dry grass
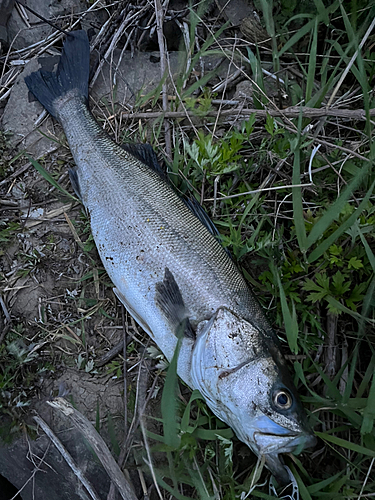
[[1, 0, 375, 498]]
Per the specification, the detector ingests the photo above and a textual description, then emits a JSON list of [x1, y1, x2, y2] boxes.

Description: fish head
[[191, 307, 316, 484]]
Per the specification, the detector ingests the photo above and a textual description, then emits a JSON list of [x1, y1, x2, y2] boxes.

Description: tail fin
[[25, 30, 90, 120]]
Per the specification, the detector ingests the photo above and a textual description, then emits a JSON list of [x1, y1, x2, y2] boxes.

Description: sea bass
[[25, 30, 315, 484]]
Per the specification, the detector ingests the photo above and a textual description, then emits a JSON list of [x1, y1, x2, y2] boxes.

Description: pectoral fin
[[155, 267, 194, 339], [113, 287, 153, 337]]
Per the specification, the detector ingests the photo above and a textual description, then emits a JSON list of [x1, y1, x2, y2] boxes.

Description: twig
[[325, 312, 338, 382], [33, 414, 102, 500], [90, 6, 148, 89], [204, 182, 313, 202], [154, 0, 172, 161], [358, 457, 375, 499], [9, 437, 51, 500], [107, 306, 130, 500], [121, 106, 375, 120], [122, 307, 128, 438], [95, 337, 132, 367], [122, 365, 160, 467], [47, 398, 137, 500], [0, 294, 11, 345], [15, 0, 70, 36], [137, 359, 164, 500]]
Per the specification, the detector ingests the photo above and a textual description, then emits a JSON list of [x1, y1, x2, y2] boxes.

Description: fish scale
[[25, 30, 316, 485]]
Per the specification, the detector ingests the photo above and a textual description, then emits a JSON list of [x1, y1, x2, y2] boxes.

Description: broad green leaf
[[348, 256, 364, 269]]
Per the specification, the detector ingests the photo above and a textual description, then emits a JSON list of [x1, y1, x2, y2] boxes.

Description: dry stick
[[275, 117, 371, 163], [107, 346, 160, 498], [154, 0, 172, 161], [199, 13, 298, 133], [213, 35, 239, 138], [204, 182, 313, 202], [47, 398, 137, 500], [327, 16, 375, 107], [9, 438, 51, 500], [106, 306, 130, 500], [137, 360, 164, 500], [90, 7, 147, 89], [122, 307, 128, 438], [33, 414, 102, 500], [122, 368, 160, 467], [121, 106, 375, 120], [325, 312, 338, 382], [15, 0, 70, 35], [96, 335, 134, 367]]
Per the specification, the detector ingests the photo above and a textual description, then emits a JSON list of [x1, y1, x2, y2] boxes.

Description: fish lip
[[253, 429, 317, 454]]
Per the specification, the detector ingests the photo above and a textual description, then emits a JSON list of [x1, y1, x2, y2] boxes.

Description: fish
[[25, 30, 316, 484]]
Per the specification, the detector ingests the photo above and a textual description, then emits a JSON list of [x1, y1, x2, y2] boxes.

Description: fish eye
[[273, 389, 293, 410]]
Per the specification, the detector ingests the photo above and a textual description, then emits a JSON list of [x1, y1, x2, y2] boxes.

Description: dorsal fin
[[121, 143, 167, 179], [182, 196, 232, 258], [123, 142, 231, 257]]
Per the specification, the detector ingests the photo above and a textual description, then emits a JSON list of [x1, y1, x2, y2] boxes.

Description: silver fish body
[[25, 31, 315, 484]]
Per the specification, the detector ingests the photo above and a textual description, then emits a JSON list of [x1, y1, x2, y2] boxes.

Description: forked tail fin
[[25, 30, 90, 120]]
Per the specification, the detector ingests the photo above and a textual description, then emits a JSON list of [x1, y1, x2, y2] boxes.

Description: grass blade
[[27, 154, 79, 202], [307, 179, 375, 263], [313, 0, 330, 25], [360, 370, 375, 435], [181, 390, 204, 432], [272, 263, 299, 354], [161, 333, 183, 449], [291, 136, 307, 253], [306, 164, 370, 249], [306, 18, 318, 103], [315, 431, 375, 457], [357, 223, 375, 273]]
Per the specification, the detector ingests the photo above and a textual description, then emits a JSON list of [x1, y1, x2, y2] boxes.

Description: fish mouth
[[253, 431, 317, 485]]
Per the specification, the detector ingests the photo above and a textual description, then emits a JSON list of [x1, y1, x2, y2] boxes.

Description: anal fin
[[113, 287, 153, 337]]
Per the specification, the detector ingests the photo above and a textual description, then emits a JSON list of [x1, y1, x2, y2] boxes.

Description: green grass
[[2, 0, 375, 498], [128, 1, 375, 498]]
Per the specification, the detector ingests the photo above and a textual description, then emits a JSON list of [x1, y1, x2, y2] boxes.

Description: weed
[[2, 0, 375, 497]]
